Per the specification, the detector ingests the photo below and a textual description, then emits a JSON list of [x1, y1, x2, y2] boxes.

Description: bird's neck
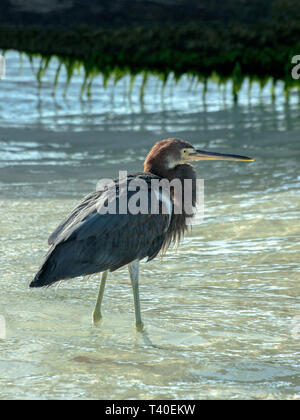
[[144, 163, 181, 181], [144, 162, 168, 179]]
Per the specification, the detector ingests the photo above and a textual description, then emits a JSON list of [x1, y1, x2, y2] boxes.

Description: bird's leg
[[92, 270, 108, 325], [128, 261, 144, 332]]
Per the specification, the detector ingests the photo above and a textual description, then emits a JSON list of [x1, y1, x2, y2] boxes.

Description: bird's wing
[[48, 173, 147, 245], [55, 179, 172, 269], [48, 190, 102, 245], [33, 175, 173, 286]]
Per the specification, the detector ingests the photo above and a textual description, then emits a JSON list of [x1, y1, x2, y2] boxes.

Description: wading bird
[[30, 138, 253, 330]]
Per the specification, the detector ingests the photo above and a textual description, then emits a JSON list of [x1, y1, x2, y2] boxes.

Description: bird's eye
[[183, 149, 191, 157]]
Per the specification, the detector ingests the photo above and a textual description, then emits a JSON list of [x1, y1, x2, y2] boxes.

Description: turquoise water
[[0, 51, 299, 399]]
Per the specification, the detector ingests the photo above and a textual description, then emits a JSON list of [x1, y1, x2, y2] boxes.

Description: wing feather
[[31, 173, 172, 287]]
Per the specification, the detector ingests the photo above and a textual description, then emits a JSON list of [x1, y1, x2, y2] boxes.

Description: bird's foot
[[92, 311, 102, 326], [135, 321, 145, 332]]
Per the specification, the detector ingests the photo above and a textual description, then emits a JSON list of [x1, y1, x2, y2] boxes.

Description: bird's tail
[[30, 240, 103, 288], [30, 246, 61, 288]]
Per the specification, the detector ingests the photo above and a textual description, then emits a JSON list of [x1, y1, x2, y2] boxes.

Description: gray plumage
[[30, 173, 173, 288]]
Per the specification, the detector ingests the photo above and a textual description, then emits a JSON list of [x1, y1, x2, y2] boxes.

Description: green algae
[[0, 22, 299, 101]]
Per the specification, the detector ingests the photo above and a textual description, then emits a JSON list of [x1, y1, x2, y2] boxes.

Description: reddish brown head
[[144, 138, 253, 179], [144, 138, 195, 179]]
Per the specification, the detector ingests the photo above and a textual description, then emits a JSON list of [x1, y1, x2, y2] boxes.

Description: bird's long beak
[[189, 149, 254, 162]]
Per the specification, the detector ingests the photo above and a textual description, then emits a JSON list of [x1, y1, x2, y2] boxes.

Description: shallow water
[[0, 51, 299, 400]]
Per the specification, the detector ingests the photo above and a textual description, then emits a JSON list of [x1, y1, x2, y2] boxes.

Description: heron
[[30, 138, 253, 331]]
